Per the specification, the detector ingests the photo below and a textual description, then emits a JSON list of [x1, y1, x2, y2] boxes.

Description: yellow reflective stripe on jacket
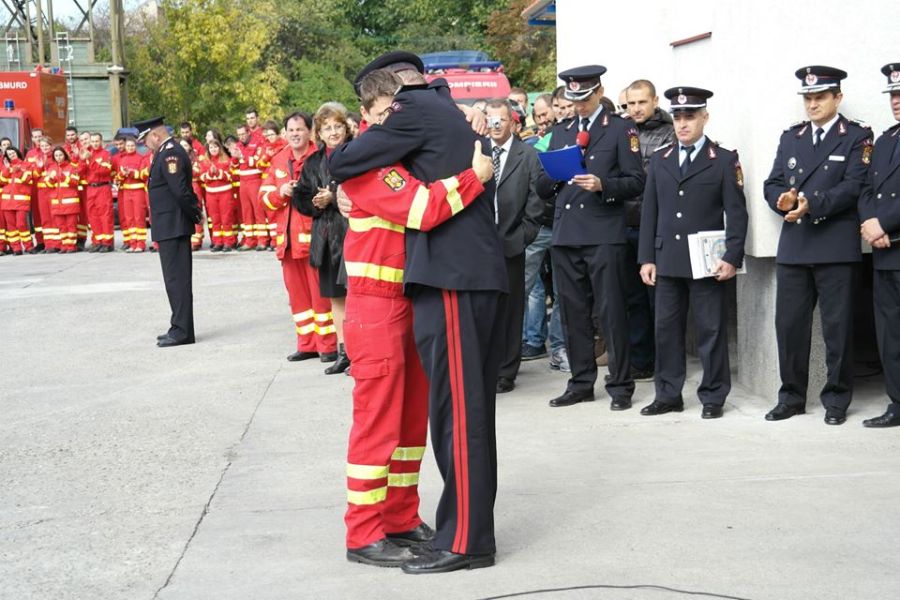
[[205, 184, 232, 193], [346, 464, 389, 480], [276, 234, 284, 245], [405, 186, 430, 229], [388, 472, 420, 487], [344, 261, 404, 284], [347, 486, 387, 506], [120, 183, 146, 190], [391, 446, 426, 461], [297, 233, 311, 244], [440, 176, 464, 215], [293, 309, 314, 322], [348, 215, 405, 234]]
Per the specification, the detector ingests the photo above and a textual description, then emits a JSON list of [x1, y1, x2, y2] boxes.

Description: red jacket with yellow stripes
[[83, 148, 113, 184], [0, 159, 33, 211], [44, 160, 84, 215], [258, 141, 316, 260], [199, 155, 234, 192], [340, 163, 485, 298]]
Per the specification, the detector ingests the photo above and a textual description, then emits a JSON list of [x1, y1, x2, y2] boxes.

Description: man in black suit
[[329, 52, 507, 574], [638, 87, 747, 419], [859, 63, 900, 428], [485, 99, 545, 393], [537, 65, 646, 411], [763, 66, 873, 425], [134, 116, 202, 347]]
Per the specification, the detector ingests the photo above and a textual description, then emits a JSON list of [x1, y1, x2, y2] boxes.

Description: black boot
[[324, 343, 351, 375]]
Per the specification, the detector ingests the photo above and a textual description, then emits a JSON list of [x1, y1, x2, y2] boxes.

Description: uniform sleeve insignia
[[734, 160, 744, 187], [862, 139, 873, 165], [165, 155, 179, 174], [383, 168, 407, 191], [627, 128, 640, 153], [275, 168, 288, 179]]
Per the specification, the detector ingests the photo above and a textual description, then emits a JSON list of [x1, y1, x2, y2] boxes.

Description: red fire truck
[[0, 70, 68, 149], [421, 51, 511, 104]]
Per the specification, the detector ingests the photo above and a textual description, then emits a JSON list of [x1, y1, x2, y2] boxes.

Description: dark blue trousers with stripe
[[411, 286, 503, 556]]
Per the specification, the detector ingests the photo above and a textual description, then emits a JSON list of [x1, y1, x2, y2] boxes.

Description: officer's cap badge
[[805, 73, 818, 86], [568, 81, 581, 91]]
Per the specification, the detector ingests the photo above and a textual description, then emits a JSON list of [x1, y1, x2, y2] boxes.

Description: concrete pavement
[[1, 246, 898, 600]]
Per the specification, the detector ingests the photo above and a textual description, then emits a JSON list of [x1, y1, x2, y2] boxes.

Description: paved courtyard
[[2, 246, 898, 600]]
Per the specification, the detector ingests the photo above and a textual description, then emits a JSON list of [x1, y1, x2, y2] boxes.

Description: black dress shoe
[[548, 390, 595, 407], [609, 397, 632, 411], [640, 399, 684, 416], [824, 409, 846, 426], [496, 377, 515, 394], [401, 549, 495, 574], [346, 539, 414, 568], [320, 351, 338, 363], [286, 351, 318, 362], [764, 404, 805, 421], [157, 333, 170, 341], [386, 523, 435, 547], [157, 335, 195, 348], [863, 410, 900, 428], [325, 344, 351, 374], [701, 404, 724, 419]]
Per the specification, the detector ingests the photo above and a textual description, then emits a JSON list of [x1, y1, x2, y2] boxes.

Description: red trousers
[[54, 213, 78, 251], [264, 207, 278, 246], [86, 185, 114, 247], [206, 189, 237, 248], [343, 293, 429, 549], [2, 210, 33, 252], [77, 188, 88, 244], [281, 255, 337, 353], [239, 178, 265, 247], [191, 182, 205, 249], [120, 189, 148, 250], [37, 188, 59, 249], [31, 188, 42, 245]]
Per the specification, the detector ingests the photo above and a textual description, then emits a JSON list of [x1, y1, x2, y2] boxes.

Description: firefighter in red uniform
[[32, 138, 60, 252], [44, 146, 83, 253], [257, 121, 287, 250], [179, 138, 207, 251], [24, 129, 44, 248], [116, 138, 150, 252], [1, 147, 35, 254], [201, 139, 238, 251], [63, 126, 88, 249], [340, 73, 496, 567], [82, 132, 115, 252], [258, 112, 337, 361], [179, 122, 206, 157], [235, 124, 267, 250]]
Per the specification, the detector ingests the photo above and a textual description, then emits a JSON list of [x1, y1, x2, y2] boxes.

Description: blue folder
[[537, 145, 587, 181]]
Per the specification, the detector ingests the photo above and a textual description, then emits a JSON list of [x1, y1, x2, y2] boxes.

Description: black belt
[[88, 182, 111, 187]]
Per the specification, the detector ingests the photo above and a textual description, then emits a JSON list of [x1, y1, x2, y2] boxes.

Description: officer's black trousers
[[157, 235, 195, 343], [411, 286, 502, 556], [498, 252, 525, 382], [551, 244, 634, 399], [775, 263, 857, 410], [874, 269, 900, 413], [655, 275, 730, 406]]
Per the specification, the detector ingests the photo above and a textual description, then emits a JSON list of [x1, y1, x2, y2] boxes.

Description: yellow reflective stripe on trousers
[[349, 215, 405, 234], [391, 446, 426, 461], [405, 186, 430, 229], [347, 486, 387, 506], [293, 309, 314, 323], [314, 312, 333, 323], [316, 324, 336, 335], [296, 323, 316, 335], [346, 464, 389, 480], [440, 176, 464, 215], [344, 261, 403, 284], [388, 472, 420, 487]]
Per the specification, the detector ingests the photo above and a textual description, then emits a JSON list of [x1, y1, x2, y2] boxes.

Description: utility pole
[[34, 0, 44, 64], [108, 0, 127, 130]]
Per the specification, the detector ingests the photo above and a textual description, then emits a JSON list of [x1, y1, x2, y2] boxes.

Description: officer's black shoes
[[640, 399, 684, 416], [824, 409, 847, 426], [157, 335, 195, 348], [157, 333, 170, 341], [496, 377, 515, 394], [548, 390, 595, 407], [286, 351, 318, 362], [764, 404, 805, 421], [863, 411, 900, 428], [701, 404, 724, 419], [325, 344, 351, 375], [401, 549, 495, 574], [346, 539, 414, 568], [386, 522, 436, 547], [320, 351, 338, 363], [609, 397, 632, 411]]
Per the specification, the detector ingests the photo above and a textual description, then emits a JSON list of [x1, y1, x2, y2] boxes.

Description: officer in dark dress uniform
[[537, 65, 646, 410], [763, 66, 873, 425], [638, 88, 747, 419], [859, 63, 900, 428], [329, 52, 507, 574], [134, 117, 202, 347]]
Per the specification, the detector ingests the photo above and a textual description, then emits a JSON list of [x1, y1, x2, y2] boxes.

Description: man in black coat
[[638, 88, 747, 419], [859, 63, 900, 428], [537, 65, 646, 411], [763, 66, 873, 426], [134, 116, 202, 347], [329, 52, 507, 574]]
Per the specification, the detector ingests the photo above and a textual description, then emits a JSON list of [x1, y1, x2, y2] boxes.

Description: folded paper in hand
[[537, 145, 587, 181], [687, 230, 746, 279]]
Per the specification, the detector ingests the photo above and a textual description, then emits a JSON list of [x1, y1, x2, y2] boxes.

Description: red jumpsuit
[[83, 147, 115, 249], [257, 137, 287, 248], [116, 150, 149, 251], [236, 138, 267, 248], [32, 151, 61, 250], [1, 160, 35, 253], [44, 160, 83, 253], [259, 143, 337, 355], [190, 155, 207, 250], [339, 162, 487, 549], [200, 155, 237, 249], [24, 148, 44, 246], [65, 143, 89, 248]]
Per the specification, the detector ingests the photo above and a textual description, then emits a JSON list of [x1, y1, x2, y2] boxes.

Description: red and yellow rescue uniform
[[31, 150, 61, 251], [339, 162, 486, 550], [200, 154, 238, 250], [259, 141, 337, 356], [236, 137, 267, 248], [190, 154, 207, 250], [1, 158, 35, 253], [66, 142, 89, 247], [115, 150, 150, 251], [256, 136, 287, 248], [44, 159, 84, 253], [83, 146, 115, 249]]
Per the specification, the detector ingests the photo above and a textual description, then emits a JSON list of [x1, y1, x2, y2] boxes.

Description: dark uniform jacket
[[859, 122, 900, 270], [537, 109, 645, 246], [494, 136, 545, 258], [148, 137, 201, 242], [763, 114, 873, 264], [638, 140, 748, 278], [328, 81, 507, 293]]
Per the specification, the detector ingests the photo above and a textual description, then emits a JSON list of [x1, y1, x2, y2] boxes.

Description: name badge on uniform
[[827, 155, 846, 162]]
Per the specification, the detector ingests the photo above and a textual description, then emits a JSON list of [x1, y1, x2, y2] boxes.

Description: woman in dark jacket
[[293, 102, 352, 374]]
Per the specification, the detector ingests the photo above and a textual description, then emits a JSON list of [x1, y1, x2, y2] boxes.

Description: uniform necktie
[[815, 127, 824, 146], [492, 146, 504, 184], [680, 145, 695, 176], [580, 117, 590, 132]]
